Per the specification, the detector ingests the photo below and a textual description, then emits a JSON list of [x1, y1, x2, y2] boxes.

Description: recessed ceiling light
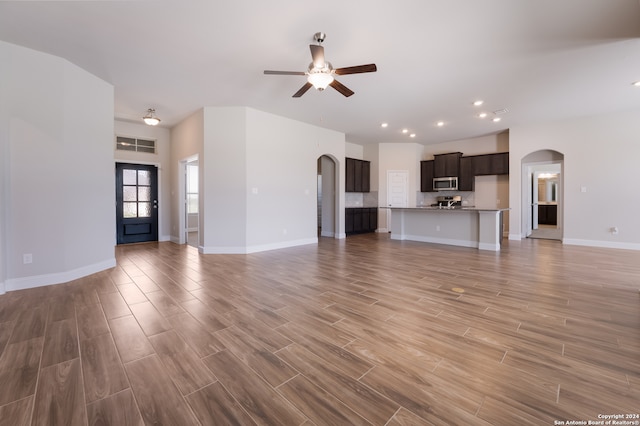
[[410, 133, 416, 138], [478, 112, 488, 119], [381, 122, 389, 128], [473, 100, 484, 106], [633, 81, 640, 87], [402, 129, 408, 133], [492, 117, 502, 122], [436, 121, 445, 127]]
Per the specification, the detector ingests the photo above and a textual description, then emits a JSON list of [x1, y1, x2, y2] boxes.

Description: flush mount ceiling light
[[633, 81, 640, 87], [142, 108, 161, 126], [478, 112, 488, 118], [436, 121, 445, 127], [473, 100, 484, 106], [402, 129, 408, 134], [492, 117, 502, 122], [409, 133, 416, 138], [381, 122, 389, 128]]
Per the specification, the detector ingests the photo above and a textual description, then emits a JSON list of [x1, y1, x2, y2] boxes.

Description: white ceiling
[[1, 1, 639, 146]]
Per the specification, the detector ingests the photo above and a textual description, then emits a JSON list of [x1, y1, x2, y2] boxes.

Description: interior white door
[[386, 170, 408, 232], [387, 171, 409, 207]]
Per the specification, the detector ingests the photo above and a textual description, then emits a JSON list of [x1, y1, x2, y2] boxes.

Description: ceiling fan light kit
[[264, 32, 377, 98]]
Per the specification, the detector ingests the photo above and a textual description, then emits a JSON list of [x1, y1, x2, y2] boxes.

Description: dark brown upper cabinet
[[433, 152, 462, 177], [345, 157, 371, 193], [458, 156, 475, 191], [421, 152, 509, 192], [473, 152, 509, 176], [420, 160, 436, 192]]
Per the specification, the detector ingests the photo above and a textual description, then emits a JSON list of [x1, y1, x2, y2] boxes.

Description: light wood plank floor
[[0, 234, 639, 425]]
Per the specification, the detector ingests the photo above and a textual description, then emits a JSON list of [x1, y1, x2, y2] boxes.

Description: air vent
[[493, 108, 509, 115], [116, 136, 156, 154]]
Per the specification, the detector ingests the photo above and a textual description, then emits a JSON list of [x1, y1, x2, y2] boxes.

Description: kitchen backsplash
[[346, 191, 378, 208]]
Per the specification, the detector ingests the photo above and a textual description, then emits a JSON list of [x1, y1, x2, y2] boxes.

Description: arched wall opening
[[317, 155, 339, 238], [521, 149, 564, 241]]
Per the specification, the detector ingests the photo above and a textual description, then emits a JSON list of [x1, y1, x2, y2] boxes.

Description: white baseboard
[[377, 228, 389, 233], [0, 281, 4, 295], [508, 233, 523, 240], [320, 230, 335, 238], [5, 258, 117, 293], [202, 237, 318, 254], [563, 238, 640, 251]]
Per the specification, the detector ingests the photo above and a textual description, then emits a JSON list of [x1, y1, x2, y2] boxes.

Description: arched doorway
[[317, 155, 338, 237], [521, 150, 564, 241]]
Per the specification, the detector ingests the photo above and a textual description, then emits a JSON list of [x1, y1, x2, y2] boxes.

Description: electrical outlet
[[23, 253, 33, 264], [610, 226, 619, 235]]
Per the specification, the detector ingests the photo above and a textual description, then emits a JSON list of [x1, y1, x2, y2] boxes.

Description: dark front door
[[116, 163, 158, 244]]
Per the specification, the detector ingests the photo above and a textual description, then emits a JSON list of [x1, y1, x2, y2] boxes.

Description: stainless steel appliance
[[433, 176, 458, 191], [432, 195, 462, 208]]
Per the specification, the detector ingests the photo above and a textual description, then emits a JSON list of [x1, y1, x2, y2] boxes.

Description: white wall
[[422, 132, 509, 159], [114, 120, 172, 241], [377, 143, 425, 231], [509, 108, 640, 249], [170, 109, 204, 245], [245, 108, 345, 251], [0, 43, 8, 294], [0, 41, 115, 292], [346, 142, 364, 159], [201, 107, 248, 252], [171, 107, 346, 253]]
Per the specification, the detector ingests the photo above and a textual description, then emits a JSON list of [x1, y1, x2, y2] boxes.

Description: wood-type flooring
[[0, 234, 638, 425]]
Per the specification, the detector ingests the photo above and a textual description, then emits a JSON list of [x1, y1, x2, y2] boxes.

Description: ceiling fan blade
[[310, 45, 325, 67], [293, 82, 313, 98], [264, 70, 306, 75], [334, 64, 377, 75], [329, 79, 354, 97]]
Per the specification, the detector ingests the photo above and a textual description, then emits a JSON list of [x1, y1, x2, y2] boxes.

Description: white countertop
[[385, 206, 509, 212]]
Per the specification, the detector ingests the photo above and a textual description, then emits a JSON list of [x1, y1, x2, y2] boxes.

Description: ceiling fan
[[264, 32, 377, 98]]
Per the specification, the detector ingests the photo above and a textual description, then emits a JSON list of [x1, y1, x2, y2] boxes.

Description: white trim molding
[[5, 258, 116, 293], [201, 238, 318, 255]]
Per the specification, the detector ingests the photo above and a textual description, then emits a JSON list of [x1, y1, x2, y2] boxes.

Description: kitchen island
[[387, 207, 509, 251]]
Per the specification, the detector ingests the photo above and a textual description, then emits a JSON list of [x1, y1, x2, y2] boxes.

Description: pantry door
[[386, 170, 408, 231]]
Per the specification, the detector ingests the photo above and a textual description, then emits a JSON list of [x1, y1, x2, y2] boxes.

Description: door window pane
[[138, 187, 151, 201], [123, 186, 137, 202], [187, 194, 198, 214], [123, 169, 137, 185], [138, 170, 150, 186], [138, 202, 151, 217], [123, 202, 137, 218]]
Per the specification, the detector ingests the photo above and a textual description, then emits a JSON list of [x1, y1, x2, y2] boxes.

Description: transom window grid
[[116, 136, 156, 154]]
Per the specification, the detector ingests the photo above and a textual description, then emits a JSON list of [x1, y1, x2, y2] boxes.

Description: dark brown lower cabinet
[[538, 204, 557, 225], [345, 208, 378, 235]]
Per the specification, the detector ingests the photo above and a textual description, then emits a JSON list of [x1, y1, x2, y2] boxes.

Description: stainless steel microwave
[[433, 176, 458, 191]]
